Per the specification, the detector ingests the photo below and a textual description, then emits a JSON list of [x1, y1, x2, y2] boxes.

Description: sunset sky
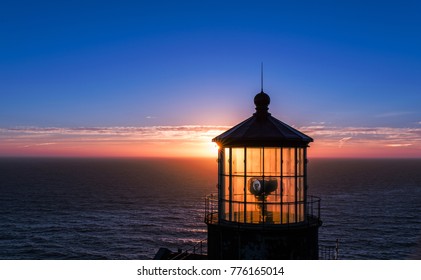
[[1, 0, 420, 158]]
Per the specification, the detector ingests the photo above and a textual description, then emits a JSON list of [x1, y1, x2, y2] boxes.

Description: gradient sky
[[1, 0, 420, 158]]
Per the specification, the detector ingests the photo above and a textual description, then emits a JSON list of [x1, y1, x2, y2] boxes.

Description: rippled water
[[0, 158, 420, 259], [309, 159, 421, 259]]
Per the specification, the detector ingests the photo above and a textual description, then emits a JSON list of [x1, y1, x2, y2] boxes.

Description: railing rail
[[205, 193, 321, 226], [170, 239, 207, 260], [204, 193, 218, 224], [319, 239, 340, 260]]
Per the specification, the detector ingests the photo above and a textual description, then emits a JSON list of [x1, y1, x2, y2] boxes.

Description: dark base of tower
[[207, 218, 322, 260]]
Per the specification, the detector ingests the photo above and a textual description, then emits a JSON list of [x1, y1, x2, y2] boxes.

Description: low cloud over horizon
[[1, 124, 420, 158]]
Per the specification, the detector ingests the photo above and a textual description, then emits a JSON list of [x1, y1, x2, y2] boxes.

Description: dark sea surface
[[0, 158, 420, 260]]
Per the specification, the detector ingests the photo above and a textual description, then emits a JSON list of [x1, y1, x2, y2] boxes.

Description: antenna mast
[[261, 62, 264, 92]]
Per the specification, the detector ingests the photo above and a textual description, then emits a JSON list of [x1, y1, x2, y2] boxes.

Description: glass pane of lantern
[[297, 177, 305, 222], [245, 177, 259, 223], [266, 203, 280, 224], [231, 148, 245, 175], [265, 178, 281, 224], [224, 148, 230, 175], [223, 175, 230, 200], [297, 203, 304, 222], [232, 176, 245, 202], [282, 203, 293, 224], [223, 201, 231, 221], [282, 177, 296, 202], [297, 177, 304, 202], [233, 201, 244, 222], [246, 148, 263, 176], [282, 177, 296, 223], [246, 200, 261, 224], [282, 148, 295, 176], [264, 148, 280, 176], [297, 148, 304, 176]]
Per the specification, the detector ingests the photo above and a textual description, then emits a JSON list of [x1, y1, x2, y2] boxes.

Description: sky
[[1, 0, 420, 158]]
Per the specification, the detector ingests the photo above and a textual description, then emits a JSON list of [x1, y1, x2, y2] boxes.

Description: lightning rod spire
[[260, 62, 264, 92]]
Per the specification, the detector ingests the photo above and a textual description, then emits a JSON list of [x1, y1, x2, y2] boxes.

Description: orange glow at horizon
[[308, 143, 421, 158], [2, 138, 421, 159], [0, 125, 420, 158], [0, 140, 220, 158], [0, 126, 228, 158]]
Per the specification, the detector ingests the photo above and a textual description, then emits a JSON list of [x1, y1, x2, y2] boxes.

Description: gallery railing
[[169, 238, 207, 260], [319, 239, 340, 260], [205, 193, 321, 226]]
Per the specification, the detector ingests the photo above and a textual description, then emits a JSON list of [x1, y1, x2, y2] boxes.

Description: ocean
[[0, 158, 420, 260]]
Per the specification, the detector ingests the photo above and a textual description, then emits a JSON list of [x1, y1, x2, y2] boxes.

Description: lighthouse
[[205, 90, 322, 259]]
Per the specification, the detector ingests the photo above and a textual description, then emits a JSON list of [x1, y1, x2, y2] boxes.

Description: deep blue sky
[[1, 1, 420, 145]]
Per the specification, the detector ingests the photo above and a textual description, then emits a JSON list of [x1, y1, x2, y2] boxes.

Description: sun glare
[[209, 142, 220, 156]]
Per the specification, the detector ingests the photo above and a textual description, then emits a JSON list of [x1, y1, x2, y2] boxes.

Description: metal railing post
[[335, 239, 339, 260]]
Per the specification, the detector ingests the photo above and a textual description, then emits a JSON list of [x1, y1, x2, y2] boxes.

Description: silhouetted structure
[[205, 90, 322, 259]]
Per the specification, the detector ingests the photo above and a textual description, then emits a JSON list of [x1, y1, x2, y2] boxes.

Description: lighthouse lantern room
[[205, 90, 322, 260]]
